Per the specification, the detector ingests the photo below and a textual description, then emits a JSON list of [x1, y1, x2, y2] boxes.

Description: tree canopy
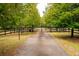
[[43, 3, 79, 28], [0, 3, 40, 31]]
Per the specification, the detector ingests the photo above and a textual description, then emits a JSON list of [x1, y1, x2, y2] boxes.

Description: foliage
[[43, 3, 79, 28], [0, 3, 40, 31]]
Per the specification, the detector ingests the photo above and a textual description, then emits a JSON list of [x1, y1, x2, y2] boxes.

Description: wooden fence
[[47, 28, 79, 34]]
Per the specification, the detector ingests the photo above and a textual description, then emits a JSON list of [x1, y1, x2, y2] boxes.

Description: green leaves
[[0, 3, 40, 30], [43, 3, 79, 28]]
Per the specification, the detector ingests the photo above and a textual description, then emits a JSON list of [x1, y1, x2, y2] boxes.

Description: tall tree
[[0, 3, 40, 35], [43, 3, 79, 37]]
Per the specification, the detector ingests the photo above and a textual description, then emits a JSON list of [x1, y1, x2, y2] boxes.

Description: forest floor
[[15, 28, 68, 56], [49, 32, 79, 56]]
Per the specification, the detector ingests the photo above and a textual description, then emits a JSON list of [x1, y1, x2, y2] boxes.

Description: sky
[[37, 3, 48, 17]]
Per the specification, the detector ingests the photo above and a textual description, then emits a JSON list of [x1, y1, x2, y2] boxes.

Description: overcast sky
[[37, 3, 48, 17]]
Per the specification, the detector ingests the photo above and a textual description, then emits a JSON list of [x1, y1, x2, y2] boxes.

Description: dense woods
[[43, 3, 79, 37]]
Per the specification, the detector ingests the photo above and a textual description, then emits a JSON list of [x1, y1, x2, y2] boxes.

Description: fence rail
[[0, 28, 38, 35], [47, 28, 79, 34]]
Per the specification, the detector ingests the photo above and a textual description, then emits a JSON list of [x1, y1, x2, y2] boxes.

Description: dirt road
[[15, 28, 68, 56]]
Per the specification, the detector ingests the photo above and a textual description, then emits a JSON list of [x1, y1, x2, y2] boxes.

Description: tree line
[[43, 3, 79, 37], [0, 3, 40, 35]]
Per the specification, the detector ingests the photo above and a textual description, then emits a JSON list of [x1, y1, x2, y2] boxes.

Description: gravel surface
[[15, 28, 68, 56]]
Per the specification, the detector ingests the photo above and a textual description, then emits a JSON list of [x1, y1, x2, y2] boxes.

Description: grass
[[49, 32, 79, 56], [0, 32, 34, 56]]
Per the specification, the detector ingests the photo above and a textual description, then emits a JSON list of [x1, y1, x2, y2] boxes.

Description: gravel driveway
[[15, 28, 68, 56]]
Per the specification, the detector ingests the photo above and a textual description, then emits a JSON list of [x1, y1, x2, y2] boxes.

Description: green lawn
[[0, 32, 34, 56], [49, 32, 79, 56]]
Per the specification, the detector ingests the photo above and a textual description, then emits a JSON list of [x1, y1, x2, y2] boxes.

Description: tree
[[0, 3, 40, 35], [43, 3, 79, 37]]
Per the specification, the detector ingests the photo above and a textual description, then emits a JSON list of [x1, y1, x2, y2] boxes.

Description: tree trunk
[[14, 28, 15, 33], [10, 29, 12, 34], [50, 27, 52, 32], [31, 25, 34, 32], [71, 28, 74, 37], [18, 28, 20, 40], [63, 28, 64, 32], [31, 28, 33, 32], [4, 29, 6, 35], [56, 28, 58, 32], [78, 28, 79, 31], [68, 28, 70, 32]]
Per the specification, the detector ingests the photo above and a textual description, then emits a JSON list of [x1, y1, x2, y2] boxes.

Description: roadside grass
[[0, 32, 35, 56], [49, 32, 79, 56]]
